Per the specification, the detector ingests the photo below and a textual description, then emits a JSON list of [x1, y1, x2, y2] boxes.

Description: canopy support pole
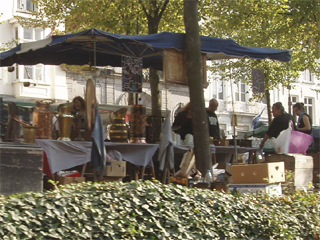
[[230, 76, 238, 164]]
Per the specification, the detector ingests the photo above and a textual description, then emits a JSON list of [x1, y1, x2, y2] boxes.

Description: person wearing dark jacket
[[259, 102, 293, 149], [293, 102, 312, 135], [172, 102, 192, 141], [207, 98, 220, 139]]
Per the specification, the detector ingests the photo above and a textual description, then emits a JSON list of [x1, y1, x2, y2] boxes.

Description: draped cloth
[[90, 108, 107, 177], [158, 111, 174, 171]]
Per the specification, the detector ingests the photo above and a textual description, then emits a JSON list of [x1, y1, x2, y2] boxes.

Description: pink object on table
[[289, 131, 313, 155]]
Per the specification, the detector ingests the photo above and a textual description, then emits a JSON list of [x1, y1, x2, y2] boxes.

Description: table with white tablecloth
[[173, 144, 260, 165], [36, 139, 159, 175]]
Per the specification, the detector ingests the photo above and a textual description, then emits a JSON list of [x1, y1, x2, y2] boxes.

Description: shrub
[[0, 180, 319, 239]]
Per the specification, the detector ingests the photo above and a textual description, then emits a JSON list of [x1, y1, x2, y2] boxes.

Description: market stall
[[0, 29, 293, 189]]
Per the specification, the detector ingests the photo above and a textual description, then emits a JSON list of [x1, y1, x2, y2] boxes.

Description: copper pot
[[33, 100, 53, 139]]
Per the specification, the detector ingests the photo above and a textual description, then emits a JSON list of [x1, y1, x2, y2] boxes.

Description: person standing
[[293, 102, 312, 134], [259, 102, 293, 149], [207, 98, 220, 139], [71, 96, 87, 140], [172, 102, 192, 141]]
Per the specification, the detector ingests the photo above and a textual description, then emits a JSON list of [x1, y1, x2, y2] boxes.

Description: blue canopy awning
[[0, 28, 292, 70]]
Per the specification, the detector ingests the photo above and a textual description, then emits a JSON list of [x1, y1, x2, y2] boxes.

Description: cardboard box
[[212, 140, 230, 146], [265, 153, 314, 188], [265, 153, 313, 170], [84, 173, 123, 183], [104, 161, 126, 177], [170, 177, 198, 188], [55, 176, 86, 185], [232, 162, 285, 184], [216, 163, 233, 183], [100, 177, 123, 182], [229, 183, 282, 196], [212, 182, 229, 192]]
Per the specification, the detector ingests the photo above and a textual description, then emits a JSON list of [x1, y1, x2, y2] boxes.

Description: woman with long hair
[[293, 102, 312, 134]]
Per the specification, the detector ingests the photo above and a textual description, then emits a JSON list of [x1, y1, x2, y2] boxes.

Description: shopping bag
[[174, 147, 195, 178], [272, 123, 292, 154], [289, 131, 313, 155]]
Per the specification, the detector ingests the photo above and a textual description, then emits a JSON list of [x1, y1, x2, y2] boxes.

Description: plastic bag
[[289, 131, 313, 155], [272, 124, 292, 154]]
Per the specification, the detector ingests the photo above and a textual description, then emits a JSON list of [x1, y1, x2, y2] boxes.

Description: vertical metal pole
[[288, 85, 291, 115], [93, 41, 97, 86], [230, 76, 238, 164]]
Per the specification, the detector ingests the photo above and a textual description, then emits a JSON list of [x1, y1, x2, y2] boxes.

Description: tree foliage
[[199, 0, 320, 95], [18, 0, 185, 35]]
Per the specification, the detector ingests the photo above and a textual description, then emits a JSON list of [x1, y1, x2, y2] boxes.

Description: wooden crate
[[265, 153, 314, 188]]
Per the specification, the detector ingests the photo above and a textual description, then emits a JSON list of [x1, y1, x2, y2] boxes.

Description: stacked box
[[170, 177, 198, 188], [212, 182, 229, 192], [212, 140, 230, 146], [307, 153, 320, 187], [231, 162, 285, 184], [0, 144, 43, 196], [265, 153, 313, 190], [229, 183, 282, 196], [104, 161, 126, 177], [55, 176, 85, 185]]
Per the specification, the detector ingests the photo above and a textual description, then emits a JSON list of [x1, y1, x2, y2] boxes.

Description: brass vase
[[57, 103, 74, 141], [109, 108, 128, 143], [23, 126, 38, 144], [129, 105, 147, 143]]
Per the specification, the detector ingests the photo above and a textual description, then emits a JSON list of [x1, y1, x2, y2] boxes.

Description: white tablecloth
[[36, 139, 159, 174], [173, 144, 216, 154], [104, 142, 159, 167], [173, 144, 258, 155]]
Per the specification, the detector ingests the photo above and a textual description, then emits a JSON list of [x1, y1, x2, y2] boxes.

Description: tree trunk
[[184, 0, 212, 176], [150, 68, 161, 117], [266, 89, 272, 126], [146, 4, 162, 142]]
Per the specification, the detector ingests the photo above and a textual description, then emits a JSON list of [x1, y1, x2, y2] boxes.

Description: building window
[[291, 96, 298, 104], [211, 80, 224, 100], [235, 79, 246, 102], [304, 97, 313, 122], [290, 95, 298, 118], [23, 65, 44, 82], [23, 28, 32, 40], [22, 27, 43, 41], [302, 70, 314, 83], [15, 27, 19, 40], [24, 66, 33, 79], [218, 81, 224, 100], [17, 0, 37, 12]]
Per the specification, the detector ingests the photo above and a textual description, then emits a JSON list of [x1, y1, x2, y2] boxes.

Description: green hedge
[[0, 180, 319, 239]]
